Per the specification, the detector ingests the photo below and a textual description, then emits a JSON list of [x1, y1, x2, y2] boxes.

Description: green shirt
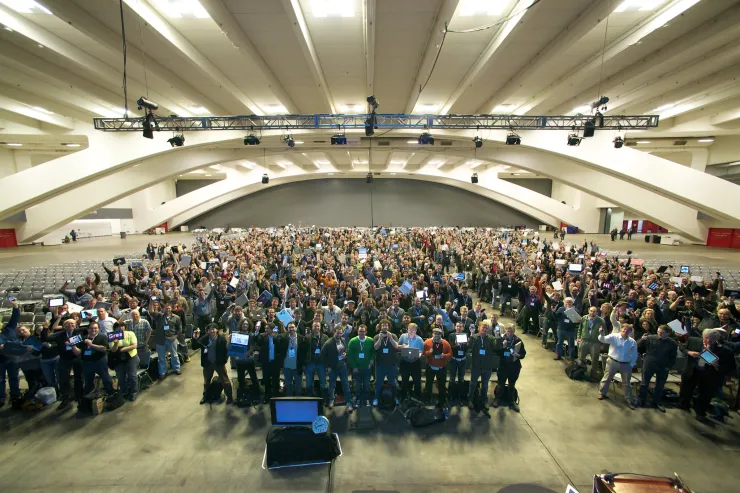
[[347, 336, 375, 370]]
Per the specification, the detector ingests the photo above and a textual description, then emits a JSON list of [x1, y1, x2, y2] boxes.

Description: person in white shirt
[[96, 307, 117, 335], [597, 323, 638, 409]]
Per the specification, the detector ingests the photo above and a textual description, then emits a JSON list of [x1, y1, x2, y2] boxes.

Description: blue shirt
[[268, 337, 275, 361], [398, 333, 425, 361]]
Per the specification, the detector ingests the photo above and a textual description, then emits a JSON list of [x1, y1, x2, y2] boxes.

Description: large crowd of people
[[0, 227, 738, 422]]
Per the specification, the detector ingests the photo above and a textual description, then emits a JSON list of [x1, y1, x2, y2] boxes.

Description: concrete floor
[[1, 233, 739, 493]]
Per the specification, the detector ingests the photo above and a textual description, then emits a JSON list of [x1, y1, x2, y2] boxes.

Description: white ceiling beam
[[514, 0, 702, 115], [403, 0, 459, 114], [710, 105, 740, 127], [439, 0, 532, 115], [122, 0, 261, 114], [479, 0, 616, 114], [0, 81, 90, 122], [41, 0, 228, 116], [362, 0, 376, 99], [656, 84, 740, 120], [0, 4, 190, 116], [551, 4, 740, 115], [0, 94, 76, 129], [198, 0, 298, 114], [0, 64, 112, 117], [280, 0, 336, 113]]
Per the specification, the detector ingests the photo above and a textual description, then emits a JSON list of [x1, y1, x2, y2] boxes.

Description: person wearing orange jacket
[[423, 327, 452, 409]]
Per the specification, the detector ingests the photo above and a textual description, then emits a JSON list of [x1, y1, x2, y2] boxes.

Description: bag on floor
[[378, 383, 396, 411], [204, 377, 224, 405], [105, 392, 126, 412], [36, 387, 57, 406], [409, 406, 446, 428], [565, 360, 587, 380], [710, 398, 730, 421]]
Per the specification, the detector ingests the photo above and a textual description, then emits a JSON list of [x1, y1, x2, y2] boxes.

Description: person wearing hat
[[422, 326, 452, 408]]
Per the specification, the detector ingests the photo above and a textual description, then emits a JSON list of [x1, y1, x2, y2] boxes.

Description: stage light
[[505, 132, 521, 145], [418, 132, 434, 145], [331, 133, 347, 145], [262, 174, 269, 184], [613, 136, 624, 149], [142, 112, 156, 139], [567, 133, 582, 146], [364, 117, 375, 136], [244, 134, 260, 145], [167, 134, 185, 147], [471, 173, 478, 184], [137, 97, 159, 111], [284, 135, 295, 148], [591, 96, 609, 109], [366, 95, 379, 110], [366, 172, 373, 183], [473, 136, 483, 148], [583, 120, 595, 138]]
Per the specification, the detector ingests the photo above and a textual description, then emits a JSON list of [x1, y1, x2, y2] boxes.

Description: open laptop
[[400, 347, 420, 360]]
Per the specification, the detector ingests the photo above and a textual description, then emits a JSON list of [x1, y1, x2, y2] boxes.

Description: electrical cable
[[137, 16, 149, 98], [118, 0, 128, 117], [595, 0, 612, 104]]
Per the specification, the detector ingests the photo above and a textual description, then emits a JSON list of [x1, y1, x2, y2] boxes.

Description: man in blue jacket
[[0, 299, 21, 407]]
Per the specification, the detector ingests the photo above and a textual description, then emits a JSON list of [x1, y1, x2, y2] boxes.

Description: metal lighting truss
[[93, 113, 659, 132]]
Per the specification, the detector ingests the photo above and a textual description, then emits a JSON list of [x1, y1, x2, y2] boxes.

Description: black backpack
[[204, 378, 224, 407], [565, 360, 587, 380], [400, 397, 445, 428], [378, 383, 396, 411]]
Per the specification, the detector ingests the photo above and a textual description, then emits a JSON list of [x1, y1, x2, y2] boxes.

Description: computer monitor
[[270, 397, 323, 426]]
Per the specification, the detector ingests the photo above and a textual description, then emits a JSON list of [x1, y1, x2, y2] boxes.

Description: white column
[[690, 148, 708, 172], [13, 152, 32, 172], [608, 208, 624, 232]]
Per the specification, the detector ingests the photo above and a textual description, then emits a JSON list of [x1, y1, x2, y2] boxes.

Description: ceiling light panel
[[614, 0, 665, 13], [0, 0, 51, 14], [151, 0, 210, 19], [311, 0, 355, 18], [458, 0, 509, 17]]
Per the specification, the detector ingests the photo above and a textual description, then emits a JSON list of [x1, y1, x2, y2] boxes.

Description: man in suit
[[256, 325, 283, 403], [494, 324, 526, 412], [577, 306, 606, 380], [192, 323, 233, 405], [637, 324, 677, 412]]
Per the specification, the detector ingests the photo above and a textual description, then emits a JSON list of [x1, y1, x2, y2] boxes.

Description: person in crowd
[[231, 318, 260, 402], [423, 327, 452, 409], [0, 300, 21, 407], [372, 319, 399, 407], [398, 322, 424, 400], [76, 322, 115, 396], [256, 322, 281, 403], [51, 319, 85, 410], [281, 322, 303, 396], [221, 304, 246, 335], [520, 285, 543, 335], [447, 320, 470, 406], [109, 321, 139, 401], [36, 322, 60, 393], [597, 323, 638, 409], [637, 324, 677, 412], [150, 303, 182, 380], [553, 297, 578, 361], [193, 324, 234, 405], [348, 324, 374, 407], [494, 324, 525, 411], [321, 325, 353, 413], [468, 320, 497, 409], [304, 320, 329, 401], [577, 306, 606, 380], [679, 328, 736, 421], [193, 286, 215, 331], [59, 281, 93, 306]]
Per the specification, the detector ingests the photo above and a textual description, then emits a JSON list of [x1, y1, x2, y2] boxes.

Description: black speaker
[[583, 120, 595, 138], [471, 173, 478, 184], [262, 174, 269, 184]]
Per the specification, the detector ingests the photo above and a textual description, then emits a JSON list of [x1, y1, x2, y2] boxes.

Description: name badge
[[84, 349, 92, 356], [458, 351, 464, 357], [164, 325, 169, 331], [288, 348, 296, 358], [203, 348, 208, 354], [479, 349, 486, 355], [66, 346, 72, 351], [220, 300, 225, 304], [383, 348, 389, 354], [508, 284, 512, 289], [359, 353, 365, 359], [504, 351, 511, 357], [434, 354, 442, 359], [338, 354, 344, 360], [315, 348, 321, 354], [529, 303, 535, 307]]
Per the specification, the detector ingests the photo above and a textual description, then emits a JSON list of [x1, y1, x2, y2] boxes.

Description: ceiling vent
[[625, 141, 637, 147], [440, 140, 453, 146], [673, 140, 687, 146], [377, 140, 391, 146]]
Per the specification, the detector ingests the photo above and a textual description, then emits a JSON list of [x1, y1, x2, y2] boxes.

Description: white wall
[[708, 136, 740, 165], [34, 218, 137, 245], [107, 179, 177, 211], [550, 181, 616, 225]]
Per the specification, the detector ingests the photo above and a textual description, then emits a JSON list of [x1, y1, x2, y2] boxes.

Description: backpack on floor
[[471, 383, 485, 414], [378, 383, 395, 411], [565, 360, 587, 381], [204, 377, 224, 407], [710, 398, 730, 421]]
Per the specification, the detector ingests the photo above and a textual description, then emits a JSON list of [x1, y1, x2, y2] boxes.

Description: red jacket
[[423, 338, 452, 368]]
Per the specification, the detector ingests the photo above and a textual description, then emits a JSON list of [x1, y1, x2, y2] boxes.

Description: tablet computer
[[700, 350, 718, 365], [455, 333, 468, 344], [67, 334, 83, 346], [680, 265, 690, 274], [48, 297, 64, 308]]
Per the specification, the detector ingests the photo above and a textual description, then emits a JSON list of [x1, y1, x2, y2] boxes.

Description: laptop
[[400, 347, 420, 360]]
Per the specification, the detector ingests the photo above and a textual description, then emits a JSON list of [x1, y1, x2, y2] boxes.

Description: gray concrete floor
[[1, 233, 739, 493]]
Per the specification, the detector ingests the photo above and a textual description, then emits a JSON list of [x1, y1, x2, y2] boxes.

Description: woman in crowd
[[109, 321, 139, 401]]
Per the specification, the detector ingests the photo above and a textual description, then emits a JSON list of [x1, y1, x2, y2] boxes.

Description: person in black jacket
[[637, 324, 677, 412], [679, 328, 736, 421], [49, 319, 86, 410], [321, 325, 352, 412], [303, 321, 329, 401], [494, 324, 526, 412], [256, 325, 282, 403], [232, 319, 260, 401], [193, 323, 234, 405], [0, 302, 21, 407], [280, 322, 304, 396], [76, 322, 114, 396]]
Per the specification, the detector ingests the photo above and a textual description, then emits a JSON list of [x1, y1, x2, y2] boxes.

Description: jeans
[[40, 358, 60, 391], [599, 358, 632, 402], [305, 362, 327, 394], [58, 357, 83, 401], [496, 362, 521, 395], [115, 355, 140, 396], [469, 366, 492, 405], [520, 308, 540, 334], [283, 367, 302, 396], [83, 358, 115, 395], [639, 361, 669, 405], [0, 357, 20, 400], [235, 360, 260, 393], [424, 366, 447, 408], [542, 319, 558, 346], [328, 364, 351, 403], [556, 328, 576, 359], [399, 359, 422, 399], [203, 364, 233, 401], [352, 367, 371, 403], [448, 358, 467, 402], [156, 339, 181, 376], [374, 364, 398, 401], [500, 293, 512, 313]]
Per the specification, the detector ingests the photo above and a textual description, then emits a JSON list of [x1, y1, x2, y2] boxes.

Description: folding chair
[[137, 350, 155, 390]]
